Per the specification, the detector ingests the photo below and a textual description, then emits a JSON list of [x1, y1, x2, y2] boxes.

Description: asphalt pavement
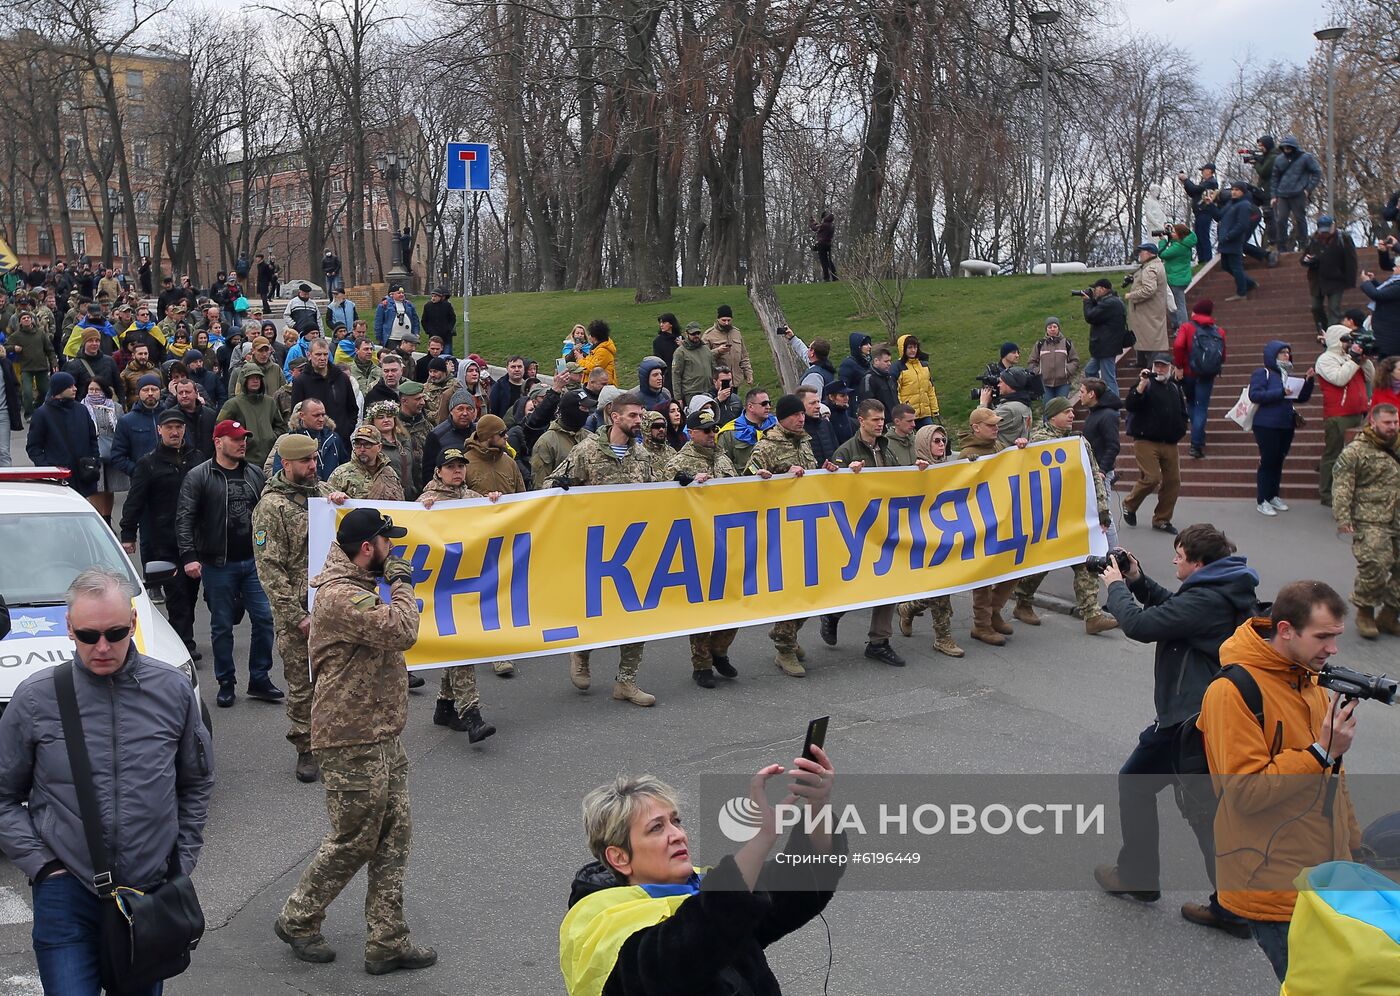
[[1, 436, 1397, 995]]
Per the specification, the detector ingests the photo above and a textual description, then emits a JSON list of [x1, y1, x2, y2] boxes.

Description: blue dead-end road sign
[[446, 142, 491, 191]]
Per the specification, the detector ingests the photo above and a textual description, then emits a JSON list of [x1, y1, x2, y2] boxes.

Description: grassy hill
[[418, 273, 1097, 429]]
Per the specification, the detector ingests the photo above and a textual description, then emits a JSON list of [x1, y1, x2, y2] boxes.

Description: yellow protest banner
[[306, 439, 1106, 670]]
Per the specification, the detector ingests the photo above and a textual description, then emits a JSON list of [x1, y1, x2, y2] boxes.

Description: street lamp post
[[1314, 26, 1347, 222], [375, 150, 411, 288], [106, 190, 124, 268], [1030, 9, 1060, 276]]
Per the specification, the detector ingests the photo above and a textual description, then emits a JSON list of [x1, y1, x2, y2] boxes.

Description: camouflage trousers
[[438, 665, 479, 713], [573, 643, 645, 682], [900, 596, 953, 635], [274, 622, 313, 753], [1350, 525, 1400, 610], [1014, 565, 1103, 617], [689, 629, 737, 671], [767, 619, 806, 653], [281, 737, 412, 960]]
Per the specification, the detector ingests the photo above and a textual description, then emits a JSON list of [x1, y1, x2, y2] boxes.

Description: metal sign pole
[[462, 192, 471, 354]]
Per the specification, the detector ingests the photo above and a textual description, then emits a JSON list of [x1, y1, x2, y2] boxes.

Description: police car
[[0, 468, 204, 721]]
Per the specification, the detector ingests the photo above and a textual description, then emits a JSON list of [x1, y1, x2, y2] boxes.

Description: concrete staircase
[[1107, 252, 1369, 502]]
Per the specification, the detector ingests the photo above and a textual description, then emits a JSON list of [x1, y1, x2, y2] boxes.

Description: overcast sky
[[1115, 0, 1339, 89]]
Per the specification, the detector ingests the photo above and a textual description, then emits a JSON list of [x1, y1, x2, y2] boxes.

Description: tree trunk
[[847, 11, 902, 244]]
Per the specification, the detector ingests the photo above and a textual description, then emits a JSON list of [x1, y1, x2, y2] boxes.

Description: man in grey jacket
[[1271, 136, 1323, 253], [0, 568, 213, 993]]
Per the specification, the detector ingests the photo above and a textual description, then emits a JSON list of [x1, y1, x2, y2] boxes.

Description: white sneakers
[[1257, 502, 1277, 516], [1269, 497, 1289, 511]]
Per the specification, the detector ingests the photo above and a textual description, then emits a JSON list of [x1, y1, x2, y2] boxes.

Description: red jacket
[[1372, 385, 1400, 411], [1171, 314, 1227, 380]]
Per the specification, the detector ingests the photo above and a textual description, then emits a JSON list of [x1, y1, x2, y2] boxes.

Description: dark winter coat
[[290, 363, 358, 445], [157, 398, 218, 463], [1215, 196, 1259, 254], [1082, 292, 1128, 359], [835, 333, 872, 401], [175, 458, 265, 567], [25, 396, 99, 496], [1105, 556, 1261, 727], [1302, 231, 1358, 296], [1270, 140, 1323, 199], [1124, 375, 1186, 444], [804, 413, 839, 466], [1248, 339, 1315, 431], [120, 443, 203, 561], [860, 366, 899, 418], [1362, 273, 1400, 356], [0, 355, 20, 429], [1081, 393, 1123, 476], [64, 349, 121, 398], [110, 403, 162, 477], [421, 298, 457, 346], [561, 831, 846, 996]]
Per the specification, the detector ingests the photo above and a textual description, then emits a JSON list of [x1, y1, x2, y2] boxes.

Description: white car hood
[[2, 598, 193, 702]]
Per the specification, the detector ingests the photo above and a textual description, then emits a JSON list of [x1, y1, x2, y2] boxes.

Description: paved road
[[1, 437, 1397, 994]]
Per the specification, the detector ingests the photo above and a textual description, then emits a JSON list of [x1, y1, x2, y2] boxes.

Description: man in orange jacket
[[1198, 580, 1363, 983]]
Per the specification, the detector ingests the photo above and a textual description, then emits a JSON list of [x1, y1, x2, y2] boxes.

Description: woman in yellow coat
[[894, 334, 939, 425], [572, 320, 619, 387]]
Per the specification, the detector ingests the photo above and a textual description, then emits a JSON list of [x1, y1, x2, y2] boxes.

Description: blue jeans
[[32, 872, 163, 996], [1192, 213, 1214, 263], [201, 558, 274, 688], [1042, 383, 1071, 405], [1183, 377, 1214, 451], [1247, 919, 1289, 981], [1083, 356, 1119, 399], [1220, 252, 1257, 296]]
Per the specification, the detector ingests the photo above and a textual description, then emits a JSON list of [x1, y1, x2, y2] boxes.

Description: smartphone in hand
[[802, 716, 829, 763]]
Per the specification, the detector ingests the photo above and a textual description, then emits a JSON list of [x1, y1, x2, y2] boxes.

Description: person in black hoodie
[[420, 286, 457, 355], [836, 332, 872, 402], [1122, 357, 1187, 534], [1081, 280, 1127, 400], [1095, 524, 1259, 939], [652, 313, 680, 371], [1078, 377, 1122, 478], [561, 756, 845, 996]]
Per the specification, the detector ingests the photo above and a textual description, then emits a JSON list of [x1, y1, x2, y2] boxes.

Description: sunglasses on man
[[73, 625, 132, 645]]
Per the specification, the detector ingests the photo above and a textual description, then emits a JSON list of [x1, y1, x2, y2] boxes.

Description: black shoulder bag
[[54, 662, 205, 994]]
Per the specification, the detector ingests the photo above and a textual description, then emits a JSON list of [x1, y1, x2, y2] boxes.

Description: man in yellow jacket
[[1199, 580, 1363, 983]]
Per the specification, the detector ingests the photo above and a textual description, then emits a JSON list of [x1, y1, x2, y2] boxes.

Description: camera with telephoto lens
[[1150, 229, 1170, 238], [1070, 289, 1090, 298], [1084, 548, 1133, 575], [1316, 663, 1397, 705]]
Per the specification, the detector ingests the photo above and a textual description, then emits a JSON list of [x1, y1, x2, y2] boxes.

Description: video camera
[[1084, 548, 1133, 575], [1317, 664, 1397, 705], [1341, 328, 1379, 357], [969, 372, 1001, 402], [1238, 148, 1260, 164]]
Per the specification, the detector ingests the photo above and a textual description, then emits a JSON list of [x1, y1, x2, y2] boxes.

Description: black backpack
[[1172, 664, 1265, 813], [1188, 323, 1225, 378]]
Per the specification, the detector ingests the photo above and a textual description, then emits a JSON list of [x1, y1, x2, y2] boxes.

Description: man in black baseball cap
[[335, 508, 407, 571]]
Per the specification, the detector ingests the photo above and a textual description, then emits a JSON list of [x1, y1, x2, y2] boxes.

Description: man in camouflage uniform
[[252, 434, 349, 783], [549, 391, 657, 705], [396, 380, 433, 456], [746, 394, 818, 677], [640, 409, 674, 480], [329, 423, 405, 500], [1009, 397, 1120, 635], [420, 356, 455, 417], [959, 407, 1029, 645], [897, 423, 964, 657], [420, 448, 498, 740], [276, 508, 436, 976], [667, 409, 740, 688], [1332, 402, 1400, 639]]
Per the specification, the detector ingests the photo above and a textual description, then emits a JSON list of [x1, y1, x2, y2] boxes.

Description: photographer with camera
[[1360, 235, 1400, 358], [1315, 323, 1375, 507], [1122, 357, 1186, 533], [1302, 214, 1358, 332], [1092, 524, 1259, 938], [978, 365, 1035, 448], [1243, 137, 1280, 247], [1156, 224, 1198, 332], [1078, 280, 1126, 398], [1177, 164, 1218, 263], [1331, 403, 1400, 638], [972, 342, 1022, 406], [1199, 581, 1364, 982]]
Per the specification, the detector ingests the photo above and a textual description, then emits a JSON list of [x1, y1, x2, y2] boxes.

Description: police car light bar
[[0, 466, 72, 482]]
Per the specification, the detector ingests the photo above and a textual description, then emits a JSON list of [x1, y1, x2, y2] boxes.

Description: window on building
[[171, 230, 180, 250], [37, 230, 52, 256], [133, 142, 148, 168], [112, 235, 121, 257], [135, 191, 150, 213], [67, 186, 84, 209], [138, 234, 151, 257], [65, 138, 80, 163], [74, 231, 86, 254], [125, 70, 144, 100], [331, 177, 344, 193]]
